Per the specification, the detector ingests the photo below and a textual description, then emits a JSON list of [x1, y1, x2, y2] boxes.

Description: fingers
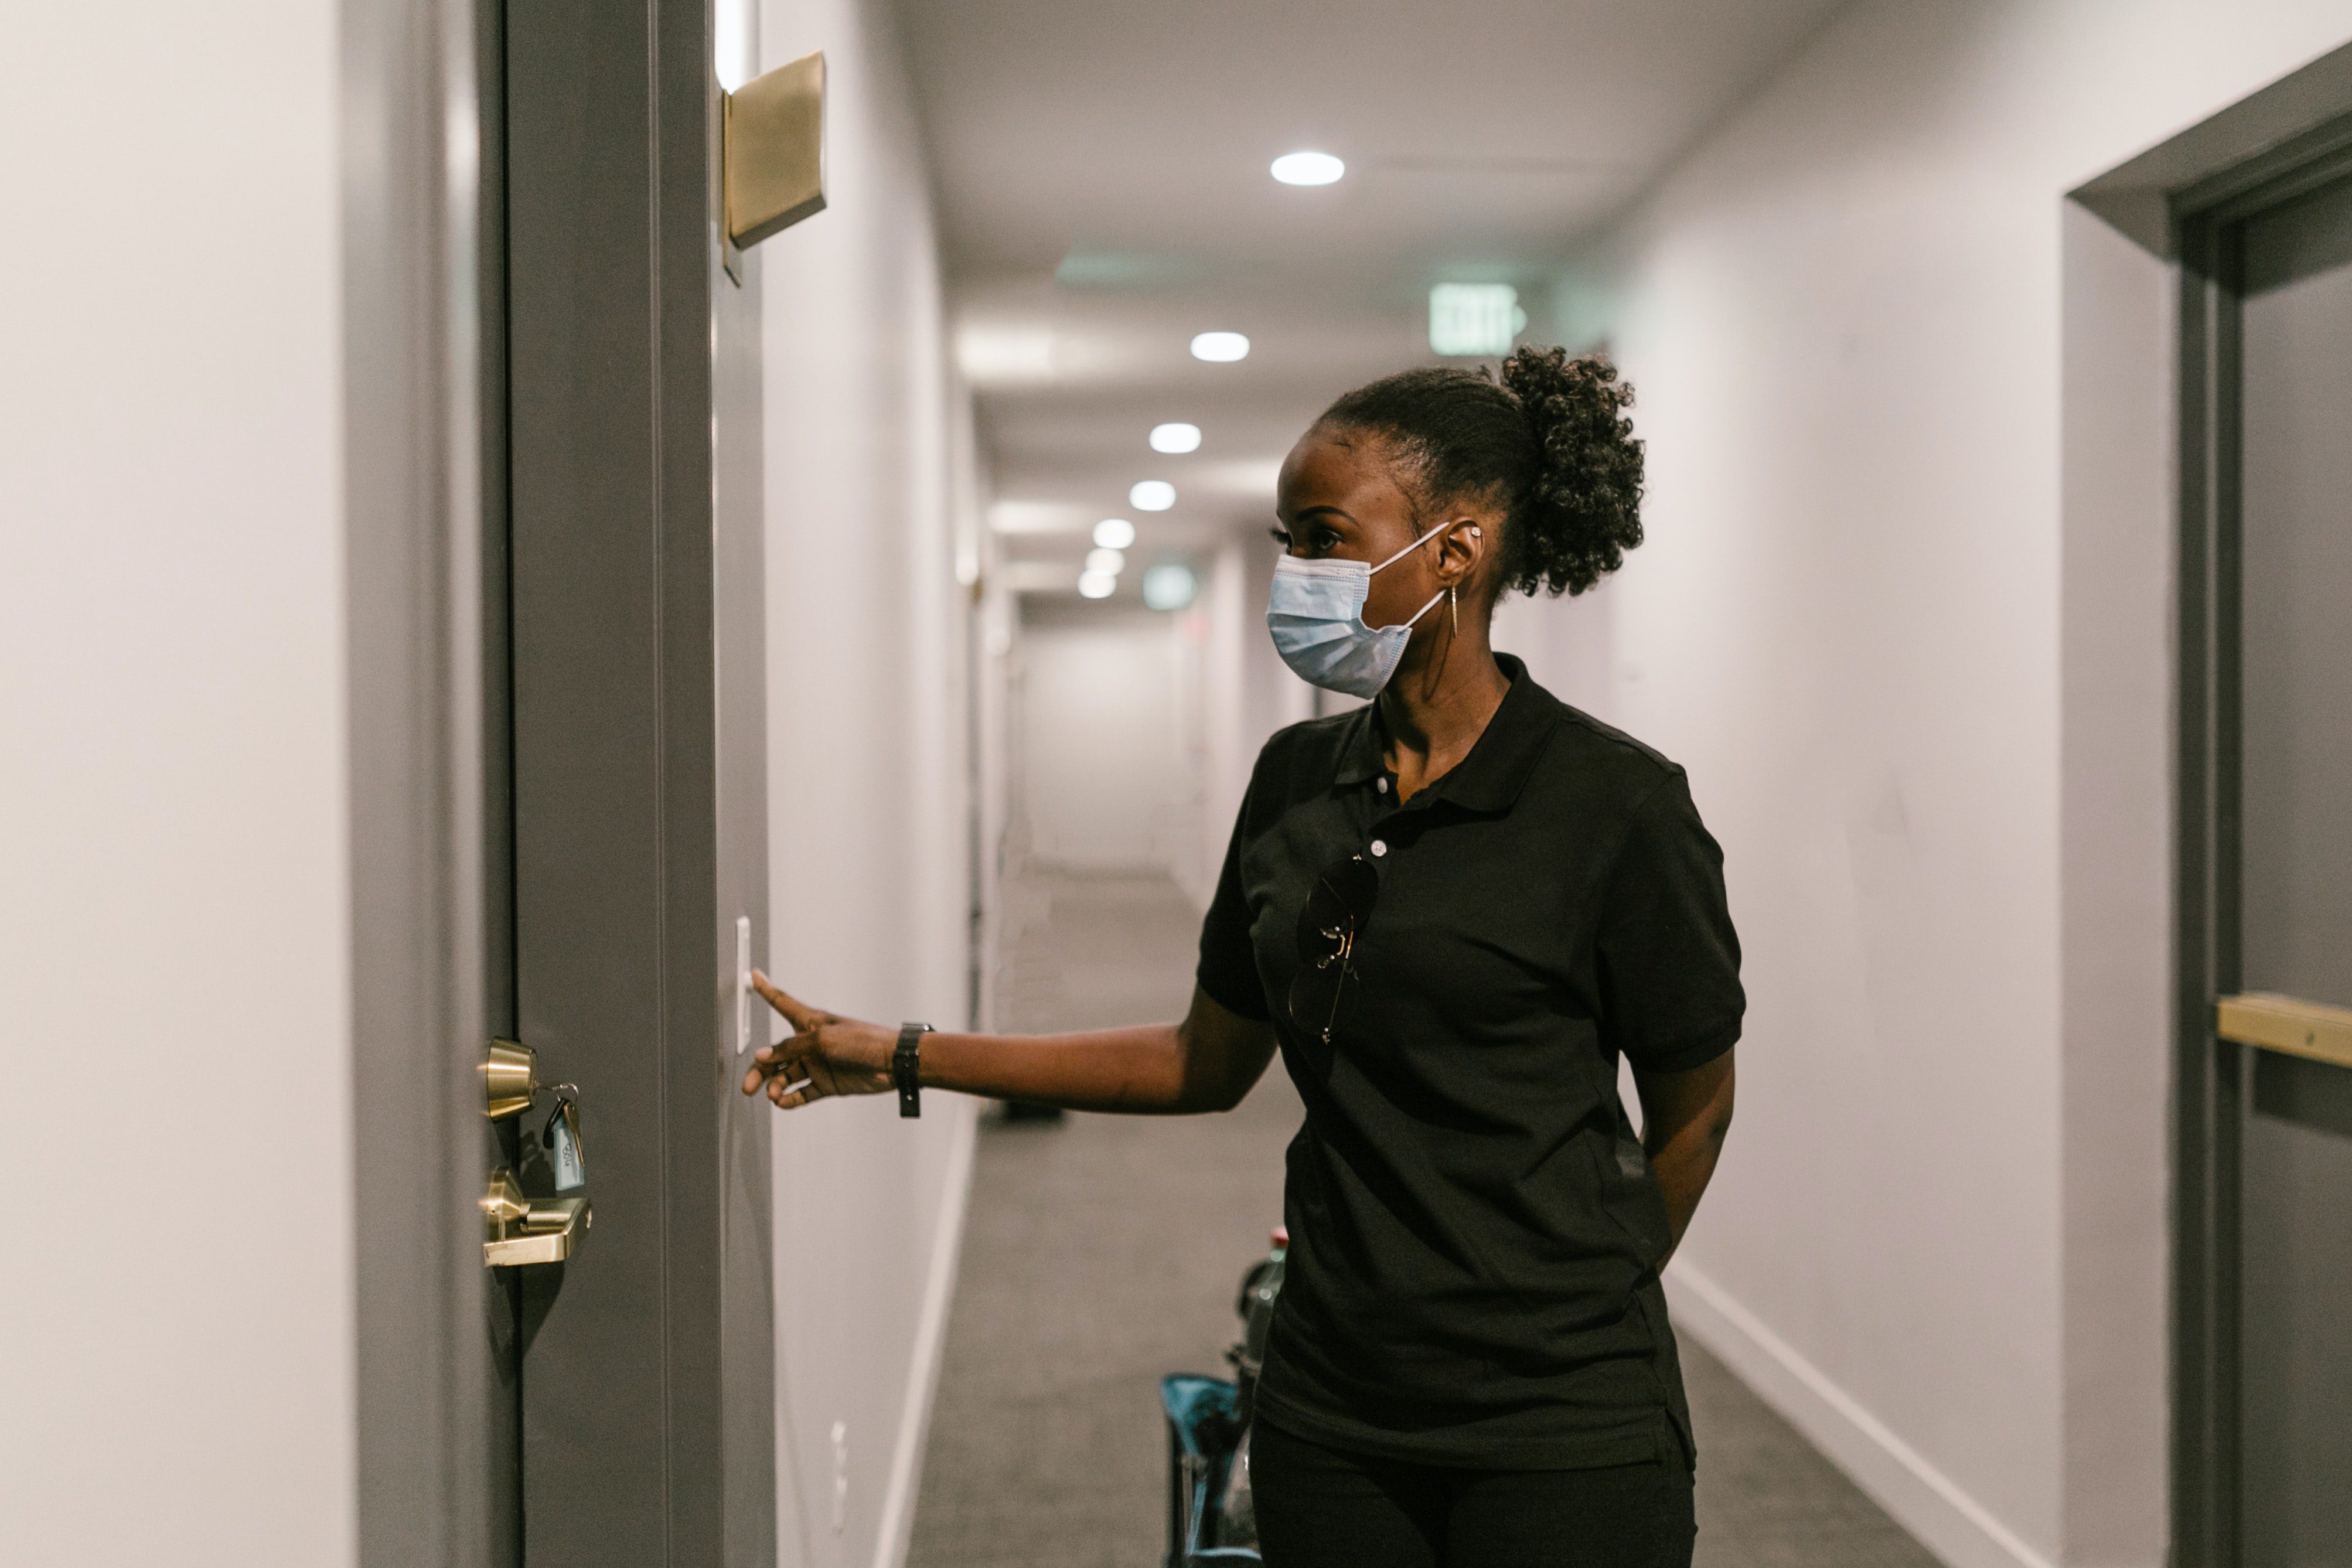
[[766, 1061, 823, 1110], [748, 970, 824, 1034], [742, 1050, 817, 1106], [741, 1027, 820, 1095], [741, 1025, 825, 1110]]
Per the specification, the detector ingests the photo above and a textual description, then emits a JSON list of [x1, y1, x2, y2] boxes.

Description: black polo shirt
[[1196, 655, 1743, 1471]]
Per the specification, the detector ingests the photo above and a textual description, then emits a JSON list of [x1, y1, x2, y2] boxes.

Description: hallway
[[909, 871, 1941, 1567], [25, 4, 2352, 1564]]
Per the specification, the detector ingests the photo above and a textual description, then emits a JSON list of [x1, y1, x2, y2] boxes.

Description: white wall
[[1007, 536, 1309, 912], [1535, 6, 2352, 1567], [1198, 540, 1254, 906], [0, 6, 354, 1566], [1015, 605, 1201, 885], [757, 0, 984, 1563]]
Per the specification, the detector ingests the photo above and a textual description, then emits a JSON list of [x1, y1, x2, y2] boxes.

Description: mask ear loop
[[1386, 519, 1484, 638], [1370, 517, 1458, 574]]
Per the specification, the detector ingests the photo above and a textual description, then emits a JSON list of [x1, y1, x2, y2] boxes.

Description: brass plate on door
[[724, 50, 826, 250], [2217, 993, 2352, 1070]]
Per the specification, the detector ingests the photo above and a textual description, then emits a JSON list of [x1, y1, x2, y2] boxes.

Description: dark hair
[[1317, 346, 1644, 598]]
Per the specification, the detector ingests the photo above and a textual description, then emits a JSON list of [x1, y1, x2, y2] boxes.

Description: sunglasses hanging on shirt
[[1288, 853, 1380, 1044]]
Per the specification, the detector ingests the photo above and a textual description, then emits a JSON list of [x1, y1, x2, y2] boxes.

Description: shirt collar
[[1331, 654, 1559, 813]]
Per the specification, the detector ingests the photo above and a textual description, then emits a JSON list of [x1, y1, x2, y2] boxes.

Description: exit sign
[[1429, 284, 1526, 357]]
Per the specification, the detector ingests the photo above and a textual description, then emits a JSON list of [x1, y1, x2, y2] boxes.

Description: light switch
[[734, 915, 752, 1055], [830, 1420, 848, 1533]]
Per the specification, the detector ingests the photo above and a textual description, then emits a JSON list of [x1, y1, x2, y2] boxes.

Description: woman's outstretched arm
[[739, 972, 1280, 1116]]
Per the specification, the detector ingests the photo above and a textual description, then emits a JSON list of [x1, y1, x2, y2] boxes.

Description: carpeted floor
[[906, 870, 1939, 1568]]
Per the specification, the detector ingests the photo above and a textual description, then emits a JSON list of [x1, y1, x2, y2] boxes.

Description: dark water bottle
[[1215, 1236, 1287, 1549]]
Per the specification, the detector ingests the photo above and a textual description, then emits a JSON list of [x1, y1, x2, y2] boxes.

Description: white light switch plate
[[734, 915, 752, 1054], [830, 1420, 848, 1533]]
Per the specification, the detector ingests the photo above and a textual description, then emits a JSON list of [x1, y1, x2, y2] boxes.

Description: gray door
[[2220, 168, 2352, 1568], [477, 6, 524, 1558], [349, 2, 778, 1562], [482, 0, 778, 1560], [2192, 169, 2352, 1568]]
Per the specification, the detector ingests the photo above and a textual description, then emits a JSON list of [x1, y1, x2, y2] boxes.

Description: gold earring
[[1449, 584, 1458, 636]]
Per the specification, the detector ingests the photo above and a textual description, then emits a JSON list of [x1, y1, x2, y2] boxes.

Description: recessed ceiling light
[[1130, 480, 1176, 512], [1150, 422, 1202, 455], [1270, 151, 1345, 186], [1142, 563, 1198, 612], [955, 323, 1055, 383], [1078, 570, 1117, 599], [1189, 332, 1250, 363], [1093, 517, 1137, 550], [1086, 547, 1126, 574]]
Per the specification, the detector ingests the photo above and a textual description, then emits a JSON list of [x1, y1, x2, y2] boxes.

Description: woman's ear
[[1435, 517, 1486, 586]]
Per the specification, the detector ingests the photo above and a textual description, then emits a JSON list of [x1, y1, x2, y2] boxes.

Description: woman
[[744, 346, 1741, 1568]]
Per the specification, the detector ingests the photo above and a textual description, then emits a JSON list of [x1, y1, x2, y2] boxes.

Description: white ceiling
[[892, 0, 1849, 594]]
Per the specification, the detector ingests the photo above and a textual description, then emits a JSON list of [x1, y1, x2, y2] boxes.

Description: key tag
[[541, 1085, 588, 1192]]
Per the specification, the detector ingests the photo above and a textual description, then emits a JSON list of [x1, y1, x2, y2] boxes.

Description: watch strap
[[894, 1023, 932, 1118]]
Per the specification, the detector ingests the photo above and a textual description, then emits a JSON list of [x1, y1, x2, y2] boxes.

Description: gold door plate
[[724, 50, 826, 252], [2216, 992, 2352, 1070]]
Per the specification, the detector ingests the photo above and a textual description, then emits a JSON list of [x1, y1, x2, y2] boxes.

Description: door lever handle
[[481, 1165, 591, 1267]]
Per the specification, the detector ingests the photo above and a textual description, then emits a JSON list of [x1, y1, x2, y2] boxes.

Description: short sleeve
[[1596, 773, 1744, 1073], [1196, 803, 1272, 1021]]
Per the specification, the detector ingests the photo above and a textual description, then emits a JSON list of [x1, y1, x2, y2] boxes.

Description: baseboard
[[1665, 1260, 2058, 1568], [871, 1099, 980, 1568]]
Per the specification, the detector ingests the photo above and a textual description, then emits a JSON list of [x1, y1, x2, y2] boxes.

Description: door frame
[[344, 0, 778, 1561], [2171, 120, 2352, 1568], [343, 0, 499, 1561]]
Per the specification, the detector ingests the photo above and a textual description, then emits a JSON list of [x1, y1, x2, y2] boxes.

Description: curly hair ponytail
[[1317, 345, 1645, 598]]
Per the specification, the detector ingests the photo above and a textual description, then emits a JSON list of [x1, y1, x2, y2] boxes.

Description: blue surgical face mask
[[1266, 520, 1458, 699]]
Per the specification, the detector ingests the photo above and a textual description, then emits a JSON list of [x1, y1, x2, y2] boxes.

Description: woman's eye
[[1270, 523, 1341, 555]]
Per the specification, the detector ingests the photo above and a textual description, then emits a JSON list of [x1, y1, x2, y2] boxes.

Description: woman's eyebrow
[[1288, 504, 1354, 524]]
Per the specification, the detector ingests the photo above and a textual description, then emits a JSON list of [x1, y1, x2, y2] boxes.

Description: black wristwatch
[[894, 1023, 932, 1118]]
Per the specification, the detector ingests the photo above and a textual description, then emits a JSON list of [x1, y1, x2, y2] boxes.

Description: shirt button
[[1369, 840, 1388, 857], [1376, 778, 1388, 793]]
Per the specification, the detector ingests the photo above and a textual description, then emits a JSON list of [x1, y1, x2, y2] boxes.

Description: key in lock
[[541, 1088, 587, 1192]]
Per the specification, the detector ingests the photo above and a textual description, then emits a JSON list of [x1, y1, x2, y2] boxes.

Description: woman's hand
[[739, 970, 895, 1109]]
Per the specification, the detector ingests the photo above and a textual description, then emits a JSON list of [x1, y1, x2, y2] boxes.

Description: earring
[[1449, 584, 1458, 636]]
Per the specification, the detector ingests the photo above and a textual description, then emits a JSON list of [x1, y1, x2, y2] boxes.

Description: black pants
[[1250, 1418, 1696, 1568]]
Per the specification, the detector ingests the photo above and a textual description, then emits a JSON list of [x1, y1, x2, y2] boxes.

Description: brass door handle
[[483, 1038, 538, 1119], [2216, 993, 2352, 1069], [481, 1166, 591, 1267]]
